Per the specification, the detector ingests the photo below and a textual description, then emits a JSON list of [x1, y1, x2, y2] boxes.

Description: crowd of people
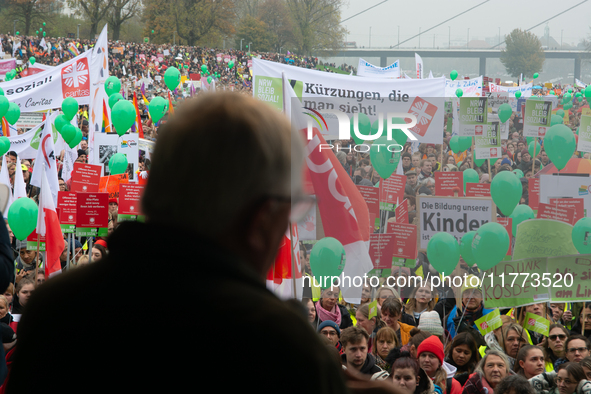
[[0, 32, 588, 393]]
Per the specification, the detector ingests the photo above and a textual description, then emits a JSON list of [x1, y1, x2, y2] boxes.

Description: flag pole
[[66, 233, 71, 271], [289, 222, 297, 299], [35, 234, 40, 280]]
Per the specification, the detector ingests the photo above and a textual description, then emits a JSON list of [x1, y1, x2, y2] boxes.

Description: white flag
[[13, 155, 27, 200], [40, 38, 48, 51], [428, 70, 434, 79], [12, 41, 20, 58], [122, 65, 127, 75], [415, 53, 423, 79], [30, 113, 60, 206], [0, 156, 13, 219]]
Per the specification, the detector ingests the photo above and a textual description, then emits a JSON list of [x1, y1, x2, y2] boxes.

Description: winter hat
[[461, 275, 482, 297], [317, 320, 341, 337], [501, 158, 512, 166], [417, 311, 444, 337], [521, 149, 530, 158], [16, 240, 27, 251], [416, 335, 444, 365]]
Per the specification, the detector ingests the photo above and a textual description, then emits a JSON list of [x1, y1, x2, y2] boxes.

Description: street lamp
[[240, 39, 244, 51], [77, 24, 81, 39], [248, 42, 252, 54], [13, 20, 17, 36], [279, 47, 283, 54], [173, 31, 176, 46]]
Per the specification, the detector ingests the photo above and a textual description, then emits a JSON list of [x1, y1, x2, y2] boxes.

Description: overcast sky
[[341, 0, 591, 48]]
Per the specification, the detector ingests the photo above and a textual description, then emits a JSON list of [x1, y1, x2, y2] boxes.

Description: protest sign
[[118, 184, 145, 222], [57, 191, 77, 233], [487, 93, 510, 139], [395, 198, 409, 224], [94, 133, 139, 181], [98, 174, 128, 199], [537, 203, 576, 225], [475, 308, 502, 336], [15, 112, 44, 130], [548, 198, 584, 224], [474, 122, 501, 160], [417, 196, 495, 249], [70, 163, 101, 193], [513, 219, 578, 260], [357, 58, 400, 79], [539, 174, 591, 216], [435, 172, 463, 197], [368, 299, 378, 319], [489, 82, 533, 98], [547, 254, 591, 302], [252, 58, 445, 144], [0, 59, 16, 76], [459, 97, 487, 136], [386, 222, 418, 259], [139, 138, 155, 160], [26, 230, 46, 251], [482, 257, 549, 308], [578, 115, 591, 153], [524, 312, 550, 336], [76, 192, 109, 237], [445, 76, 483, 98], [529, 178, 540, 210], [369, 234, 396, 269], [358, 185, 380, 232], [497, 217, 512, 255], [465, 183, 491, 197], [379, 174, 406, 212], [523, 99, 552, 138]]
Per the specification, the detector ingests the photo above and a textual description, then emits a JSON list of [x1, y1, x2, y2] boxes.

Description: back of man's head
[[142, 92, 293, 238]]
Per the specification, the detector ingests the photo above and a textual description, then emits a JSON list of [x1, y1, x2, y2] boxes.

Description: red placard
[[369, 234, 396, 269], [357, 185, 379, 233], [119, 184, 145, 216], [395, 199, 409, 224], [536, 203, 576, 225], [76, 193, 109, 228], [496, 217, 513, 256], [549, 198, 584, 224], [387, 222, 418, 259], [98, 174, 129, 199], [70, 163, 102, 193], [528, 178, 540, 210], [379, 174, 406, 206], [465, 183, 491, 197], [435, 172, 464, 197], [57, 191, 77, 225]]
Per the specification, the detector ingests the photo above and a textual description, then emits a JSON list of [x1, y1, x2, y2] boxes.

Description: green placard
[[474, 121, 501, 160], [254, 76, 303, 111], [523, 99, 551, 138], [459, 97, 487, 136], [578, 115, 591, 153], [547, 254, 591, 302], [368, 300, 378, 319], [61, 224, 75, 234], [524, 312, 550, 336], [26, 241, 46, 251], [513, 219, 578, 260], [475, 308, 502, 336], [76, 227, 97, 237], [118, 214, 146, 223]]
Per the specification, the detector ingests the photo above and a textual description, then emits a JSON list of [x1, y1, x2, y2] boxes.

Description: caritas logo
[[528, 318, 536, 326], [408, 97, 437, 137], [480, 322, 489, 330], [62, 58, 90, 98]]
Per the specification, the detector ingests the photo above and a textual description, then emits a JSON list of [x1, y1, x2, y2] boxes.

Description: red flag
[[36, 168, 65, 278], [167, 91, 175, 116], [266, 224, 302, 299]]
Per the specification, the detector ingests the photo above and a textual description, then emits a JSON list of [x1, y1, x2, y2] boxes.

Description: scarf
[[316, 300, 341, 326], [460, 303, 484, 327]]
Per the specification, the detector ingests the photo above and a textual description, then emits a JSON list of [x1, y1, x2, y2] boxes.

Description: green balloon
[[474, 158, 485, 167], [575, 92, 583, 98], [15, 32, 19, 35], [61, 124, 76, 143], [528, 140, 541, 159], [471, 222, 509, 271], [68, 128, 82, 148], [43, 31, 46, 37], [585, 86, 591, 98], [455, 88, 463, 98], [550, 91, 555, 95], [556, 109, 565, 118], [490, 171, 522, 216], [164, 67, 181, 91], [29, 57, 35, 65], [509, 204, 534, 235], [0, 137, 10, 156], [151, 30, 154, 34], [108, 93, 123, 109], [463, 168, 479, 193], [563, 93, 572, 103], [563, 102, 573, 111], [309, 237, 346, 285], [7, 197, 38, 240], [533, 73, 539, 79], [207, 76, 212, 84], [370, 136, 401, 179], [105, 76, 121, 97], [5, 102, 20, 125], [43, 22, 46, 26], [427, 232, 460, 274], [572, 217, 591, 254], [459, 136, 472, 152], [350, 113, 372, 144], [460, 231, 477, 267], [54, 114, 69, 133], [498, 103, 513, 123], [148, 96, 168, 123], [450, 70, 458, 81], [108, 153, 128, 175], [111, 100, 136, 136], [449, 135, 461, 153], [36, 31, 39, 35], [228, 60, 234, 69], [550, 114, 563, 126], [545, 124, 576, 171], [201, 64, 208, 72], [515, 91, 522, 99], [62, 97, 79, 121], [39, 28, 42, 32], [512, 169, 524, 179], [0, 96, 9, 119]]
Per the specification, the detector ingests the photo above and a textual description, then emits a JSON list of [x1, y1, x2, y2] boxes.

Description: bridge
[[329, 49, 591, 80]]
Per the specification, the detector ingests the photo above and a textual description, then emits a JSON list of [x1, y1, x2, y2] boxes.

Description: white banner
[[88, 25, 109, 165], [445, 76, 483, 97], [356, 58, 400, 79], [539, 174, 591, 217], [415, 53, 423, 80], [576, 79, 587, 89], [6, 118, 55, 159], [252, 58, 446, 144], [94, 133, 139, 182], [489, 82, 532, 98]]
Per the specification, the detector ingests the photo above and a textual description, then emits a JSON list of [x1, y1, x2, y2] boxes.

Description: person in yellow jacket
[[381, 297, 414, 345]]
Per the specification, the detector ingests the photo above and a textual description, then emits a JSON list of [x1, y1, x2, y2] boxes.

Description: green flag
[[474, 308, 502, 336], [368, 300, 378, 320], [524, 312, 550, 336]]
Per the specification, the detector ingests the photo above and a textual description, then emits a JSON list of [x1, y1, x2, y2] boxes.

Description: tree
[[107, 0, 141, 40], [171, 0, 235, 47], [143, 0, 176, 44], [500, 29, 545, 79], [8, 0, 52, 36], [286, 0, 346, 55], [258, 0, 295, 53], [236, 15, 272, 52], [68, 0, 116, 39]]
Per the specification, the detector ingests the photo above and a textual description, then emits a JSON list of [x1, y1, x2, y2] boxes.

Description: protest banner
[[94, 133, 139, 181], [537, 203, 576, 225], [15, 112, 44, 130], [98, 174, 128, 199], [386, 222, 418, 259], [578, 115, 591, 153], [252, 58, 446, 144], [395, 198, 409, 224], [445, 76, 483, 98], [475, 308, 502, 336], [513, 219, 578, 260], [417, 195, 495, 249], [465, 183, 491, 197], [524, 312, 550, 336], [523, 99, 552, 138], [356, 58, 400, 79], [539, 174, 591, 216], [435, 172, 463, 197], [528, 178, 540, 210], [548, 198, 584, 224], [0, 59, 16, 76], [369, 233, 396, 269], [482, 257, 549, 308], [357, 185, 380, 233], [458, 97, 487, 136], [70, 163, 101, 193], [118, 184, 145, 222], [379, 174, 406, 212], [474, 122, 501, 160], [489, 82, 533, 98], [57, 191, 76, 233], [76, 192, 109, 237], [547, 254, 591, 302]]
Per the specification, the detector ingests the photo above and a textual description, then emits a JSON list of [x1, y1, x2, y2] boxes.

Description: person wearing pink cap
[[417, 336, 462, 394]]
